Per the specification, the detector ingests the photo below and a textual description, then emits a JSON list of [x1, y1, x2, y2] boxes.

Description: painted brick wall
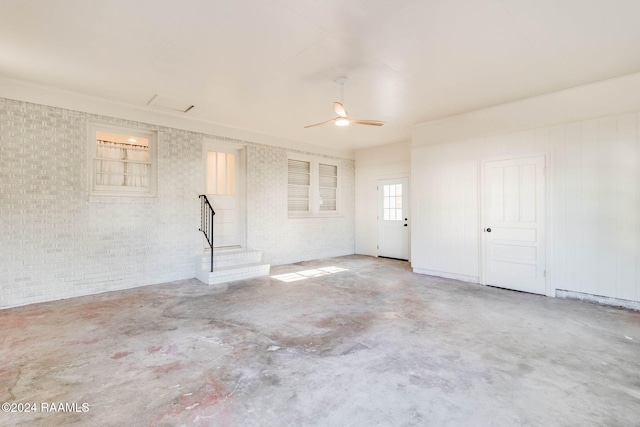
[[246, 143, 355, 265], [0, 99, 203, 308], [0, 98, 355, 308]]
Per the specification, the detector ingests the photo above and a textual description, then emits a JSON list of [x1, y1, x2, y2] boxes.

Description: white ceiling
[[2, 0, 640, 151]]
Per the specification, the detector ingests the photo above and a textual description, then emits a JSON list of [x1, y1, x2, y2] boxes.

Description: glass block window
[[383, 183, 403, 220]]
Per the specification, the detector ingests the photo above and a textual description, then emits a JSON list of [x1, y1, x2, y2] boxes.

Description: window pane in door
[[207, 151, 236, 195], [216, 152, 227, 194], [227, 153, 235, 195], [382, 184, 403, 221]]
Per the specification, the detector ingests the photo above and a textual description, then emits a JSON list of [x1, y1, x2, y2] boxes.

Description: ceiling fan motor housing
[[303, 76, 384, 128]]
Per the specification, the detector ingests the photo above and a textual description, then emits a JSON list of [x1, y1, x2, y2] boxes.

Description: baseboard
[[412, 268, 479, 284], [556, 289, 640, 311]]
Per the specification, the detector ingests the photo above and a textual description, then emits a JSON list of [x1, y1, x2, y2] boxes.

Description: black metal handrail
[[199, 195, 215, 272]]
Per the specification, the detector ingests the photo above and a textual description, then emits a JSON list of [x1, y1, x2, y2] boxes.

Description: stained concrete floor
[[1, 255, 639, 427]]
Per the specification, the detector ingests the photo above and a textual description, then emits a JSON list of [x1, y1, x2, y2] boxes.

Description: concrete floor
[[1, 255, 639, 427]]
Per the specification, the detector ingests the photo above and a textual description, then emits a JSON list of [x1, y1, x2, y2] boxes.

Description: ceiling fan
[[304, 77, 385, 128]]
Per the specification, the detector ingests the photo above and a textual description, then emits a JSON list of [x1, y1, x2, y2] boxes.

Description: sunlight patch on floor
[[271, 266, 348, 283]]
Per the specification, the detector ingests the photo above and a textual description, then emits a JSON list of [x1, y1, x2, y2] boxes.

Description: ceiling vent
[[147, 94, 194, 113]]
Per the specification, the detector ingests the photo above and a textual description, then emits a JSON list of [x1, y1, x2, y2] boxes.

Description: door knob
[[484, 228, 492, 232]]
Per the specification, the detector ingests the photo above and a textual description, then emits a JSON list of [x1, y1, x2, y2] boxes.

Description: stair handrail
[[198, 195, 215, 272]]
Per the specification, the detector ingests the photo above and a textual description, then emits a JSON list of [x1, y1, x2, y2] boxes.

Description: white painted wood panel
[[411, 110, 640, 303], [411, 146, 479, 280], [577, 119, 599, 296], [556, 115, 640, 302], [596, 117, 618, 298], [615, 113, 637, 301], [560, 122, 581, 297]]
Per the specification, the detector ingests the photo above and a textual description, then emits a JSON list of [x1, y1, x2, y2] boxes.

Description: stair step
[[200, 248, 263, 268], [196, 262, 271, 286], [196, 247, 270, 286]]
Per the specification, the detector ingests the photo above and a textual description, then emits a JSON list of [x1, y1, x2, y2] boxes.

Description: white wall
[[411, 74, 640, 303], [0, 98, 355, 308], [354, 141, 411, 256], [411, 142, 481, 283]]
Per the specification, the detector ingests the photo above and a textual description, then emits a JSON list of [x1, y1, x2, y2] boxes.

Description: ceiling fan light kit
[[304, 77, 385, 129]]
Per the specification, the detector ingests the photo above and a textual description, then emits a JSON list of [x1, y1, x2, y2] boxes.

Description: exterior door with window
[[205, 147, 244, 248], [378, 178, 409, 260], [482, 155, 546, 295]]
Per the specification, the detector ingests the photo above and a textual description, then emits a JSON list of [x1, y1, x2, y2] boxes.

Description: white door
[[378, 178, 409, 260], [205, 148, 243, 248], [482, 156, 546, 295]]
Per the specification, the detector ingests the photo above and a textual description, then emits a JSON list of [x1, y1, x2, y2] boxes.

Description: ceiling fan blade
[[304, 117, 338, 128], [333, 102, 347, 118], [350, 119, 385, 126]]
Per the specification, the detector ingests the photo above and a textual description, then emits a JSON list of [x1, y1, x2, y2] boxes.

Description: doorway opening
[[481, 155, 546, 295], [204, 144, 246, 249], [377, 178, 410, 261]]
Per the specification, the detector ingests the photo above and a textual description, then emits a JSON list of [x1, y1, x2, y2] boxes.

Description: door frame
[[376, 175, 411, 261], [478, 152, 555, 297], [202, 139, 247, 249]]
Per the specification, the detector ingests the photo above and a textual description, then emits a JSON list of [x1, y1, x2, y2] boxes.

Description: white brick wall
[[246, 143, 355, 265], [0, 98, 355, 308]]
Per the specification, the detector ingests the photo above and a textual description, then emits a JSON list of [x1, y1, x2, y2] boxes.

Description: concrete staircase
[[195, 247, 270, 287]]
